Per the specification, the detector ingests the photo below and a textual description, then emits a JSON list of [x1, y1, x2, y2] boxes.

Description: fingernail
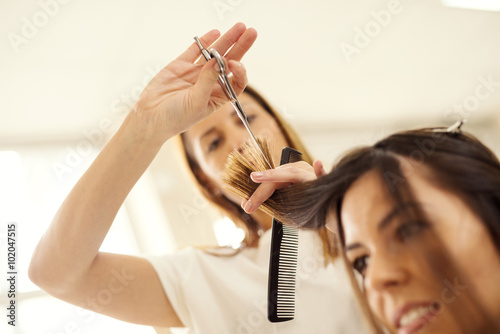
[[230, 60, 244, 71], [251, 172, 263, 181], [241, 199, 247, 209], [244, 199, 253, 213]]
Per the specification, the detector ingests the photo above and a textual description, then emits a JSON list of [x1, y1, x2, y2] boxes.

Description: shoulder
[[144, 246, 247, 271]]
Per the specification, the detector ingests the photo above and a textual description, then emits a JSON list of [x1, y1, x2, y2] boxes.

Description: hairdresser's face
[[184, 93, 288, 202], [338, 166, 500, 333]]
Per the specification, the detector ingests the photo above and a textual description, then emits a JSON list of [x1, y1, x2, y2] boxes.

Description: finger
[[250, 163, 315, 183], [313, 160, 327, 177], [224, 27, 258, 62], [190, 58, 220, 106], [241, 198, 248, 210], [243, 182, 282, 214], [208, 22, 247, 56], [177, 29, 220, 63], [227, 60, 248, 95]]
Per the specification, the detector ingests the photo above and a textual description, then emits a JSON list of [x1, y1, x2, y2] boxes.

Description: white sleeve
[[144, 249, 196, 329]]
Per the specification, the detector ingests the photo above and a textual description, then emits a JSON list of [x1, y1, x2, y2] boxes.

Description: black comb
[[267, 147, 302, 322]]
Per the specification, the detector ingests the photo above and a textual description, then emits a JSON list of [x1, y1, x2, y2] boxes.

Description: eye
[[238, 114, 256, 126], [352, 255, 370, 276], [207, 137, 221, 153], [396, 221, 428, 241]]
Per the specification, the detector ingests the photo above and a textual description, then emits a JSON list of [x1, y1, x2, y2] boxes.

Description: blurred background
[[1, 0, 499, 333]]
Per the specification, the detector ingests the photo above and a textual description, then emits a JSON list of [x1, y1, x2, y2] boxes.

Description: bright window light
[[0, 151, 26, 222], [0, 146, 151, 333], [17, 294, 156, 334], [441, 0, 500, 11], [213, 217, 245, 248], [0, 147, 139, 294]]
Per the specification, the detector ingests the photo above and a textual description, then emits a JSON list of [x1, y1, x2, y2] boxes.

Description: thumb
[[227, 60, 248, 96], [313, 160, 327, 178], [191, 58, 220, 103]]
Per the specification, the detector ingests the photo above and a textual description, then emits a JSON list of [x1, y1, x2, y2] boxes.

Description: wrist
[[120, 109, 173, 150]]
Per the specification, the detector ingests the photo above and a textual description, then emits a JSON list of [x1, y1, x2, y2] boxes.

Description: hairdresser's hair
[[225, 127, 500, 332], [179, 85, 332, 249]]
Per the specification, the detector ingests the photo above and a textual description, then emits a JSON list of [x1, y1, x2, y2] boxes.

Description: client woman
[[240, 125, 500, 333]]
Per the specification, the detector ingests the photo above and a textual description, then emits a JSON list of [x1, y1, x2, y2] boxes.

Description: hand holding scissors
[[133, 23, 257, 141], [194, 36, 273, 168]]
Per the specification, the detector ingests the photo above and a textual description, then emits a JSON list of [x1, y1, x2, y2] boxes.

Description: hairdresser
[[29, 23, 364, 333]]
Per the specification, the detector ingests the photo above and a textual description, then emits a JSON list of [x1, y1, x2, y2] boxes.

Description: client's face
[[337, 165, 500, 333]]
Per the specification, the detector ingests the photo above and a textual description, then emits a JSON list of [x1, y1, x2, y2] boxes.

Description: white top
[[145, 229, 367, 334]]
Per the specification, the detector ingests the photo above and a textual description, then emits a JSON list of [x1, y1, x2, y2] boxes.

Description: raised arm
[[28, 22, 256, 327]]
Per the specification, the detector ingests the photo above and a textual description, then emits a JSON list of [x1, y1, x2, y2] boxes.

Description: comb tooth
[[272, 228, 298, 314], [267, 147, 302, 323], [268, 221, 298, 322]]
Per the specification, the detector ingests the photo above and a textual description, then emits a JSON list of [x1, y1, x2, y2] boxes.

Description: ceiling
[[1, 0, 500, 145]]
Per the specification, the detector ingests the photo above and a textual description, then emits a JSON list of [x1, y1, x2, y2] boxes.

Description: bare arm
[[29, 114, 181, 326], [29, 23, 255, 327]]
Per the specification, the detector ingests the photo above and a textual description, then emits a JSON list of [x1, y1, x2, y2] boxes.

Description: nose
[[227, 125, 251, 153], [364, 250, 409, 293]]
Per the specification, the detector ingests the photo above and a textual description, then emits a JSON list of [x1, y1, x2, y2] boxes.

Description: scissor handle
[[193, 37, 237, 102], [209, 49, 239, 102], [194, 36, 211, 61], [209, 49, 226, 73], [192, 36, 272, 169]]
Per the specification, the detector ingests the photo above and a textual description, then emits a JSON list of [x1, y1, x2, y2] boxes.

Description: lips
[[394, 302, 440, 334]]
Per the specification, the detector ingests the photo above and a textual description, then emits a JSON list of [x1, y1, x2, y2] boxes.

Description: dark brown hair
[[274, 128, 500, 243], [233, 127, 500, 332]]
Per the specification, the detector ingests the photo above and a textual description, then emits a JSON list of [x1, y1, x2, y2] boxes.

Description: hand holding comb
[[222, 141, 302, 322]]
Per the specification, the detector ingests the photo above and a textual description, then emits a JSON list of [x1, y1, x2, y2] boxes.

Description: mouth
[[394, 301, 440, 334]]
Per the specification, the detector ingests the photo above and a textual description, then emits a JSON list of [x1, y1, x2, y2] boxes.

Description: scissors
[[194, 36, 273, 169]]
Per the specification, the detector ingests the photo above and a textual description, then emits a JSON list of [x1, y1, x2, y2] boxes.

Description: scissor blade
[[230, 101, 273, 169], [246, 125, 273, 169], [194, 36, 273, 169]]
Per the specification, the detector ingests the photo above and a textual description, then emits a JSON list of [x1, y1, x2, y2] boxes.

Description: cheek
[[254, 120, 289, 164], [255, 119, 285, 142], [365, 288, 388, 326], [450, 225, 500, 315], [194, 151, 231, 195], [436, 209, 499, 286]]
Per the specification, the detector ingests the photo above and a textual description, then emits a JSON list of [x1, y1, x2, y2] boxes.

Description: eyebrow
[[230, 110, 240, 119], [200, 106, 252, 141], [344, 204, 412, 252], [200, 127, 217, 141], [345, 242, 363, 252], [377, 205, 406, 231]]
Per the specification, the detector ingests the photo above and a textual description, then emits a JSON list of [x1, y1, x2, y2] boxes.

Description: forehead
[[341, 170, 394, 242], [340, 162, 452, 243]]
